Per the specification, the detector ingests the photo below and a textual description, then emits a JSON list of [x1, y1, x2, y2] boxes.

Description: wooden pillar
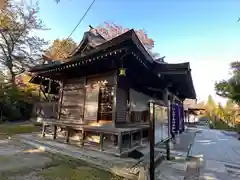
[[41, 123, 46, 137], [0, 108, 3, 122], [57, 78, 64, 120], [80, 130, 85, 147], [100, 133, 104, 151], [186, 111, 188, 123], [39, 80, 42, 101], [66, 127, 70, 144], [166, 138, 170, 160], [163, 89, 169, 136], [82, 77, 87, 123], [47, 79, 52, 100], [115, 69, 130, 127], [118, 132, 122, 155], [53, 125, 57, 140], [112, 71, 118, 127], [163, 89, 171, 160], [129, 132, 132, 148], [126, 87, 130, 123], [149, 100, 155, 180]]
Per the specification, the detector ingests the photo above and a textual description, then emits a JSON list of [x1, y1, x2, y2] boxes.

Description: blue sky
[[36, 0, 240, 104]]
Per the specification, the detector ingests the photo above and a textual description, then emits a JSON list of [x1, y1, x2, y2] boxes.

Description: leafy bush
[[0, 85, 38, 122]]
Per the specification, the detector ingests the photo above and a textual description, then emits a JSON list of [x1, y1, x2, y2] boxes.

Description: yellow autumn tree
[[45, 38, 77, 61]]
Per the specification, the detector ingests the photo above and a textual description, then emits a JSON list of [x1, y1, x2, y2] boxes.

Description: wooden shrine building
[[29, 28, 196, 156]]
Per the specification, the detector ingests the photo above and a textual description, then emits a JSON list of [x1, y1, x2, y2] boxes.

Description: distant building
[[183, 99, 205, 123]]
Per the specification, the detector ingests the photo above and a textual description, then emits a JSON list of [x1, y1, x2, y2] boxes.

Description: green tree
[[0, 84, 38, 122], [204, 95, 239, 130], [224, 100, 238, 126], [215, 61, 240, 105], [216, 103, 224, 120], [45, 38, 77, 61], [0, 71, 7, 84], [0, 1, 47, 86], [205, 95, 216, 117]]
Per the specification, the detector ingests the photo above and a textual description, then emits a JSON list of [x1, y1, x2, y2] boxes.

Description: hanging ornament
[[119, 67, 126, 76]]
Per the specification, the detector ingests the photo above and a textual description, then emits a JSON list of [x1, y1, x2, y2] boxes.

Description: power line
[[45, 0, 96, 61], [67, 0, 96, 39]]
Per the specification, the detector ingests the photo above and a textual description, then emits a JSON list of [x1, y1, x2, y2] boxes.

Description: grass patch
[[0, 122, 40, 137], [0, 155, 15, 163], [40, 153, 123, 180], [213, 120, 236, 131], [236, 124, 240, 133], [40, 163, 118, 180], [0, 151, 124, 180]]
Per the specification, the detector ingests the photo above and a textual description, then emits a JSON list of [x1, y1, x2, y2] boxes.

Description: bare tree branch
[[0, 1, 48, 86]]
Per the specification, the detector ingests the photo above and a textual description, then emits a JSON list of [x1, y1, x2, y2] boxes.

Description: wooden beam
[[173, 95, 181, 103], [147, 87, 163, 92], [158, 70, 188, 75], [40, 85, 49, 101]]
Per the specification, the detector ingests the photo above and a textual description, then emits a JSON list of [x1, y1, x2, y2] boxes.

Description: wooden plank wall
[[60, 78, 85, 123], [115, 87, 128, 123], [83, 85, 99, 121], [115, 76, 129, 124], [59, 71, 116, 124], [84, 71, 115, 122]]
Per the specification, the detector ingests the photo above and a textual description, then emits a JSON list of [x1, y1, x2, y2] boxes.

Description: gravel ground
[[0, 138, 123, 180]]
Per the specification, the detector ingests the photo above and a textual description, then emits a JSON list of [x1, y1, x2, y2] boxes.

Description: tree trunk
[[9, 69, 16, 87]]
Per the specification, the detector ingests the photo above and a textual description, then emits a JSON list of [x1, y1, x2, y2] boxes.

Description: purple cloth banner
[[169, 103, 175, 136], [170, 103, 180, 136]]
